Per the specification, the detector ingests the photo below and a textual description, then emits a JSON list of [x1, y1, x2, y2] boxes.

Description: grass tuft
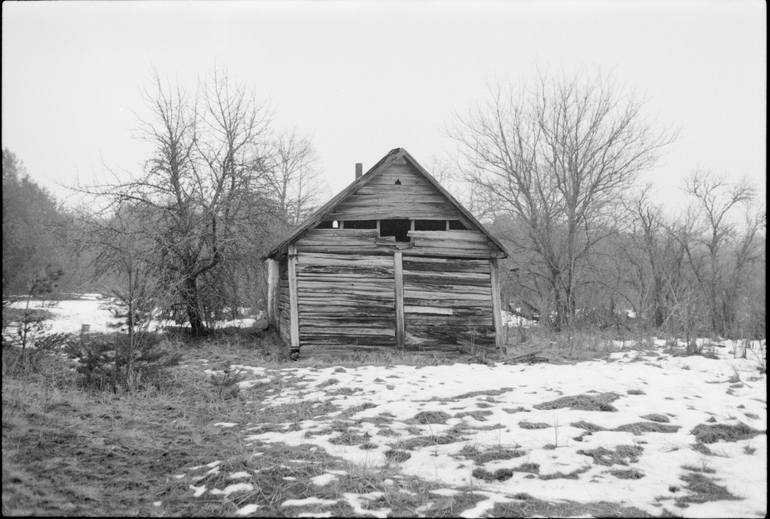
[[518, 421, 550, 429], [534, 392, 620, 412], [690, 422, 762, 444]]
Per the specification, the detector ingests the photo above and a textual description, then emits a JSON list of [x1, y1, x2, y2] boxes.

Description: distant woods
[[454, 73, 765, 339]]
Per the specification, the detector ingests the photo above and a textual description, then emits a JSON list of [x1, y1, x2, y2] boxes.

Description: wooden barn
[[264, 148, 509, 358]]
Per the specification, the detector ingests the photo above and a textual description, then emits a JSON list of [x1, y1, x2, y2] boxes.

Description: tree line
[[3, 70, 765, 340], [453, 73, 765, 340]]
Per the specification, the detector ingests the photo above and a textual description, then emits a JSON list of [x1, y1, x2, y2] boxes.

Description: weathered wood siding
[[277, 258, 291, 345], [296, 252, 396, 349], [295, 228, 497, 258], [328, 158, 464, 221], [403, 256, 496, 353]]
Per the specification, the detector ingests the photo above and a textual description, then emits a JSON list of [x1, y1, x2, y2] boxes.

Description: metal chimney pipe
[[355, 163, 363, 179]]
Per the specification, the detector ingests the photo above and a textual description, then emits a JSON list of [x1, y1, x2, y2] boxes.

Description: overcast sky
[[2, 0, 766, 213]]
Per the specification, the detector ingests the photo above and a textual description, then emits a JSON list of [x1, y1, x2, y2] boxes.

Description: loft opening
[[380, 219, 411, 242], [316, 220, 341, 229], [448, 220, 467, 230], [414, 219, 445, 231], [343, 220, 377, 229]]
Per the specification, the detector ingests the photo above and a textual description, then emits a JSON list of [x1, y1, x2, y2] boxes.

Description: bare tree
[[87, 72, 275, 335], [453, 73, 674, 329], [264, 130, 323, 226], [681, 171, 762, 337]]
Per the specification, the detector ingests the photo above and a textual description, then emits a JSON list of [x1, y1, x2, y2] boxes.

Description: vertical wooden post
[[266, 258, 279, 330], [394, 251, 405, 350], [490, 258, 505, 355], [287, 246, 300, 356]]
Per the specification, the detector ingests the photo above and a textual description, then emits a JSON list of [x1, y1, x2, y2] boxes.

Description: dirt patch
[[614, 422, 680, 435], [539, 466, 591, 480], [690, 422, 763, 444], [626, 389, 646, 395], [534, 392, 620, 412], [384, 449, 411, 463], [490, 494, 653, 517], [610, 468, 645, 479], [454, 410, 493, 421], [391, 434, 463, 451], [639, 413, 670, 423], [472, 467, 514, 481], [578, 445, 643, 466], [518, 421, 550, 429], [460, 445, 526, 465], [413, 410, 451, 424], [503, 406, 530, 414], [675, 473, 740, 507], [571, 421, 606, 432]]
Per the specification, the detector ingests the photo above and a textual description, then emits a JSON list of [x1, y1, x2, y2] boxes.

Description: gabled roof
[[265, 147, 508, 259]]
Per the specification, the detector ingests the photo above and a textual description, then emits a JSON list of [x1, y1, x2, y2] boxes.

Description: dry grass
[[690, 422, 763, 444], [577, 445, 644, 466], [534, 392, 620, 412]]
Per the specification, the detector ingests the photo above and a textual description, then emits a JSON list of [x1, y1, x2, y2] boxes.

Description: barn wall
[[295, 228, 497, 258], [296, 252, 396, 350], [328, 159, 464, 221], [402, 256, 496, 353]]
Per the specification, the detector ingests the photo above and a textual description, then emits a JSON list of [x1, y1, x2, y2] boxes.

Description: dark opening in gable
[[394, 178, 402, 185], [380, 219, 411, 242], [414, 219, 446, 231], [344, 220, 377, 229], [448, 220, 467, 230], [316, 220, 340, 229]]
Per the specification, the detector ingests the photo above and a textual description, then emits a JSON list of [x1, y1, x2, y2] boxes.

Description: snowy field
[[188, 345, 766, 518], [3, 296, 766, 516], [3, 295, 258, 341]]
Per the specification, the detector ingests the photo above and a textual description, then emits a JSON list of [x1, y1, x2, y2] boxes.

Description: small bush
[[63, 331, 181, 392]]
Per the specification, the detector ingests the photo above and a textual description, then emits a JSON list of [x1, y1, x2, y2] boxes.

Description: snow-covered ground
[[3, 296, 260, 342], [3, 295, 766, 516], [196, 345, 766, 517]]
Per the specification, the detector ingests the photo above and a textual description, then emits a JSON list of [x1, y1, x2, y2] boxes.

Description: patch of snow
[[209, 483, 254, 496], [235, 504, 259, 516], [311, 473, 338, 486], [214, 422, 238, 428], [227, 471, 251, 480], [281, 497, 338, 507], [342, 492, 390, 518], [189, 484, 206, 497]]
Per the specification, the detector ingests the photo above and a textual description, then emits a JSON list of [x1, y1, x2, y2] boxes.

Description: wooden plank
[[266, 258, 279, 331], [401, 247, 498, 259], [490, 257, 505, 354], [407, 230, 489, 242], [404, 305, 453, 315], [287, 245, 300, 352], [394, 251, 405, 350]]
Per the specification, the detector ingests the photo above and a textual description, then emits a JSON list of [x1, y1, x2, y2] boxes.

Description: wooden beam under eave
[[490, 257, 505, 355], [394, 251, 405, 350], [287, 245, 300, 357]]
